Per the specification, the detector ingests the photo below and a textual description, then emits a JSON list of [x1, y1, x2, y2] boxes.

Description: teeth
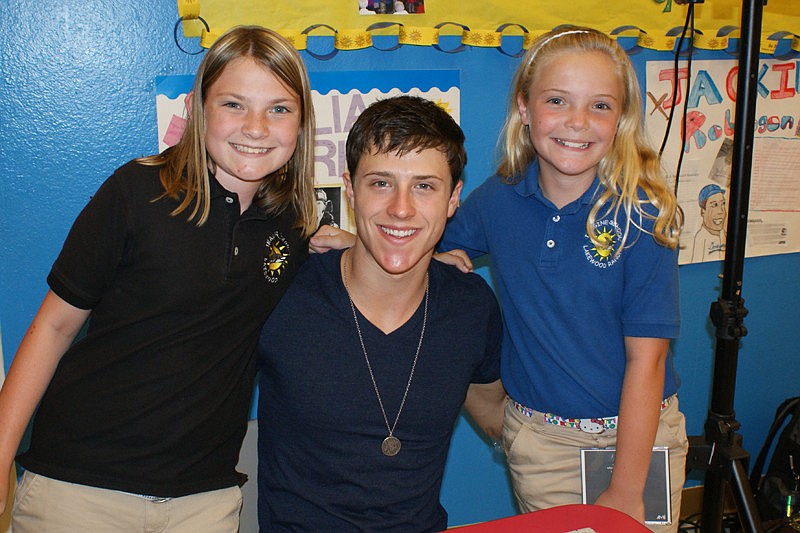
[[556, 139, 590, 149], [233, 144, 270, 154], [381, 227, 416, 238]]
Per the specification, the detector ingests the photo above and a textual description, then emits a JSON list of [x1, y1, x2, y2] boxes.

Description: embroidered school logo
[[263, 231, 290, 283], [583, 219, 622, 269]]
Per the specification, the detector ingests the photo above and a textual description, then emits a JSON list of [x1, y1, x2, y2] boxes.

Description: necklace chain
[[342, 250, 428, 451]]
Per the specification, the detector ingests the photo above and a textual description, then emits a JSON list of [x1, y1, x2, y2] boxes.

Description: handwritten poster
[[645, 58, 800, 264]]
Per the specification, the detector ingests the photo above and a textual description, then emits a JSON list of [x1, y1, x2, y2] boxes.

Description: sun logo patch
[[583, 219, 621, 268], [263, 231, 290, 282]]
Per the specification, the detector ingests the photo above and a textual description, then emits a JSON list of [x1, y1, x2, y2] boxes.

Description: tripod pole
[[699, 0, 765, 531]]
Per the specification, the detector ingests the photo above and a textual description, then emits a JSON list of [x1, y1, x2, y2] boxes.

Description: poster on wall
[[155, 69, 460, 233], [644, 58, 800, 265]]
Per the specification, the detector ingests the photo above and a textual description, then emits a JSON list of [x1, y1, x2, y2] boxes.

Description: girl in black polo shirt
[[0, 25, 321, 532]]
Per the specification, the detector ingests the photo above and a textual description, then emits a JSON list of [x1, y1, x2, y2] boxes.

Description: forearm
[[607, 337, 668, 498], [463, 379, 506, 441], [0, 291, 89, 474]]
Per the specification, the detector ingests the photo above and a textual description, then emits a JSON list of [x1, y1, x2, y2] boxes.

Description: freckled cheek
[[280, 123, 301, 147], [205, 118, 238, 144], [599, 118, 619, 138]]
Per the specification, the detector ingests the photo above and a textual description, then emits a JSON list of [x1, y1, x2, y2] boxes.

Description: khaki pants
[[1, 465, 14, 533], [12, 471, 242, 533], [502, 397, 688, 533]]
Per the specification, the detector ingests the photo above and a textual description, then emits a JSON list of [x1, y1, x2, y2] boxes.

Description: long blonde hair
[[139, 25, 317, 237], [497, 26, 682, 252]]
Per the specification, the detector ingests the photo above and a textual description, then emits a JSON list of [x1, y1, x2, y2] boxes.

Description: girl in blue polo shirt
[[0, 26, 318, 531], [440, 26, 686, 532]]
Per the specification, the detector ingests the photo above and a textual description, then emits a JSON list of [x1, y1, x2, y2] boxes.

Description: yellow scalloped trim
[[463, 29, 502, 48], [277, 31, 308, 51], [177, 0, 201, 19], [693, 32, 729, 51], [637, 32, 677, 51], [398, 25, 439, 46], [179, 19, 205, 39], [335, 29, 373, 50], [760, 38, 778, 54], [523, 31, 548, 50], [199, 29, 219, 48], [187, 21, 800, 57]]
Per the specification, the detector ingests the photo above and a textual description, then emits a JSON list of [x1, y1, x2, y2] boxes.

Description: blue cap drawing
[[698, 184, 725, 207]]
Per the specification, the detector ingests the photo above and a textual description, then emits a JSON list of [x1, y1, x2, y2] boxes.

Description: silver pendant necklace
[[342, 250, 428, 457]]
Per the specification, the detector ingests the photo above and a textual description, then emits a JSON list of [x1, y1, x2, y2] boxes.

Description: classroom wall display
[[3, 1, 800, 526], [156, 70, 460, 235], [645, 57, 800, 264], [175, 0, 800, 55]]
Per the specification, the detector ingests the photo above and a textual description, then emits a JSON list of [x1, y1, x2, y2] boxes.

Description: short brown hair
[[346, 95, 466, 190]]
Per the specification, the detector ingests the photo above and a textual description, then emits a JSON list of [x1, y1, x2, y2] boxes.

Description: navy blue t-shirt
[[257, 249, 501, 532]]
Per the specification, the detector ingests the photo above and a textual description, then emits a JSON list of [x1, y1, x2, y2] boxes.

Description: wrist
[[606, 475, 645, 499]]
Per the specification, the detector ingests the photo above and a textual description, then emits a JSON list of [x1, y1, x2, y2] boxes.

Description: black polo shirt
[[18, 159, 307, 497]]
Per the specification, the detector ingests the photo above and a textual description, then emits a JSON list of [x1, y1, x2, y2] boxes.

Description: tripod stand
[[683, 1, 767, 531]]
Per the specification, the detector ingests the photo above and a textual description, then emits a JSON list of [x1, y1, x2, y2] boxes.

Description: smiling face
[[344, 147, 462, 278], [202, 56, 301, 198], [518, 50, 622, 196], [701, 192, 727, 234]]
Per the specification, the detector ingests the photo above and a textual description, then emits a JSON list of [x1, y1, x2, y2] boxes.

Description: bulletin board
[[171, 0, 800, 263], [176, 0, 800, 55]]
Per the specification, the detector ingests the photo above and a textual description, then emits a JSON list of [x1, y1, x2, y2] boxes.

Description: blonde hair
[[138, 25, 317, 237], [497, 26, 682, 252]]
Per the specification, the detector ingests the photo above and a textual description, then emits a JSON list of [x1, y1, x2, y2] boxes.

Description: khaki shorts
[[12, 471, 242, 533], [502, 397, 688, 533]]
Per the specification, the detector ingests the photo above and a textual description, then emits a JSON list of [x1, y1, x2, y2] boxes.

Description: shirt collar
[[209, 172, 270, 219], [513, 159, 602, 213], [209, 173, 227, 199]]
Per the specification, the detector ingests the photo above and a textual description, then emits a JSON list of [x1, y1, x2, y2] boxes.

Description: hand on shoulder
[[434, 249, 473, 273], [309, 225, 356, 254]]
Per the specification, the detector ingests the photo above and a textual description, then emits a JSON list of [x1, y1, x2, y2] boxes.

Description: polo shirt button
[[234, 246, 239, 256], [225, 197, 234, 204], [552, 215, 560, 222], [546, 239, 555, 248]]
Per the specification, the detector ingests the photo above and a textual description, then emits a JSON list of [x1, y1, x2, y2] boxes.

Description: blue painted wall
[[1, 0, 798, 527]]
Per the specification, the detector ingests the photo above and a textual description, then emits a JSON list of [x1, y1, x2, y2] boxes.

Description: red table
[[451, 504, 652, 532]]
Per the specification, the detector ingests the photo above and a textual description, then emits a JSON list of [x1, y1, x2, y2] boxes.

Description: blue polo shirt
[[440, 161, 680, 419]]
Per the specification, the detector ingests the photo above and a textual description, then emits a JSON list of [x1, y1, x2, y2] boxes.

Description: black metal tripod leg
[[702, 468, 727, 533], [731, 457, 763, 533]]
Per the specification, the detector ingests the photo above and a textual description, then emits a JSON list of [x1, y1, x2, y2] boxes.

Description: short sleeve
[[621, 221, 680, 339], [47, 173, 129, 310], [440, 179, 493, 259], [471, 282, 503, 384]]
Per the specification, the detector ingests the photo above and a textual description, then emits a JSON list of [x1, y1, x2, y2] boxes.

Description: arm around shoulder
[[0, 290, 90, 515]]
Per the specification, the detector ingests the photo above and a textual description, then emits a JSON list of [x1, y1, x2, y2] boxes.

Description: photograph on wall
[[357, 0, 424, 14], [315, 185, 345, 229], [644, 58, 800, 265], [156, 68, 460, 235]]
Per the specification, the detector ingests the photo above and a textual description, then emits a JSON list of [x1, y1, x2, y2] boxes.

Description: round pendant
[[381, 435, 401, 456]]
